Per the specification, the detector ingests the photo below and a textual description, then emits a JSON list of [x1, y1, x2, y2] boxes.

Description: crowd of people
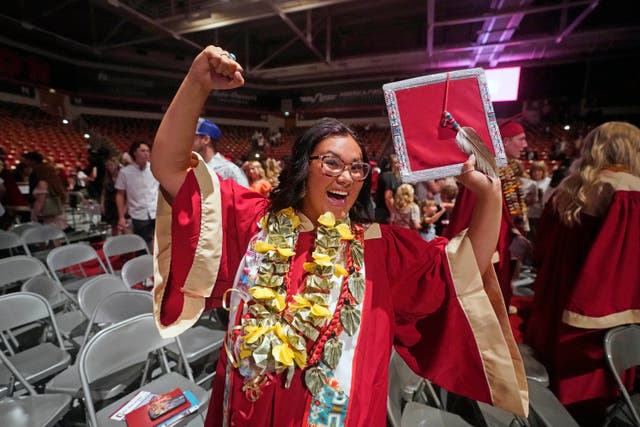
[[0, 44, 638, 427], [0, 119, 287, 250]]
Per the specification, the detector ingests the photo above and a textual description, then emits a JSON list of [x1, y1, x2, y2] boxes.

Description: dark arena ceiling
[[1, 0, 639, 90]]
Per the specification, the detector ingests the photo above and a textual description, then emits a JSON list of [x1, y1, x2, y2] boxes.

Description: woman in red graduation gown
[[525, 121, 640, 426], [149, 45, 528, 427]]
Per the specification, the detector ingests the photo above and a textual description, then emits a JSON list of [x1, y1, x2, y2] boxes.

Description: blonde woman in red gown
[[525, 121, 640, 425]]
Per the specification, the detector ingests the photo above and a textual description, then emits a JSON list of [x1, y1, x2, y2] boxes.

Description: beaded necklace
[[228, 208, 365, 402], [499, 160, 527, 217]]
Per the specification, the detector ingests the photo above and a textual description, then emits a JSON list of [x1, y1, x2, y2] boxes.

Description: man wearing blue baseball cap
[[193, 117, 248, 187]]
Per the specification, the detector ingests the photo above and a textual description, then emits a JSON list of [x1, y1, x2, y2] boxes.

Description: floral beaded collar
[[227, 208, 365, 402]]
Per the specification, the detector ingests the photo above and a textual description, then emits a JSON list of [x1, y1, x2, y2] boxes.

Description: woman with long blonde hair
[[553, 122, 640, 225], [264, 157, 282, 189], [242, 160, 272, 197], [389, 183, 420, 230], [525, 121, 640, 425]]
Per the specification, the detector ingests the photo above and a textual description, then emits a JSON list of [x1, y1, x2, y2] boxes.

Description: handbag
[[41, 193, 63, 217]]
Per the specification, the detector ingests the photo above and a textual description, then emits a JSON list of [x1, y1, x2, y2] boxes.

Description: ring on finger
[[220, 52, 237, 61]]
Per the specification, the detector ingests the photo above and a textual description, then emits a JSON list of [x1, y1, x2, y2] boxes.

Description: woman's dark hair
[[269, 117, 373, 223]]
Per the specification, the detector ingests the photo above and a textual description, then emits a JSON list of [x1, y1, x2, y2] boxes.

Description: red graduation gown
[[152, 155, 528, 427], [444, 186, 515, 306], [524, 171, 640, 425]]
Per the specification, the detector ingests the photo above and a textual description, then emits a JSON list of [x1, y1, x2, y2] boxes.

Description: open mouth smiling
[[327, 190, 348, 201]]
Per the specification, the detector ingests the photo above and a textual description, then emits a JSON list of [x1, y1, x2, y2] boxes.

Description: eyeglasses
[[309, 155, 371, 181]]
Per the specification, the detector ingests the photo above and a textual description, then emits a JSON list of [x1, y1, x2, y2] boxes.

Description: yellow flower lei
[[232, 209, 365, 400]]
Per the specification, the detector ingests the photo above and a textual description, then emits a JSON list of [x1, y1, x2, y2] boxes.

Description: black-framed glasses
[[309, 155, 371, 181]]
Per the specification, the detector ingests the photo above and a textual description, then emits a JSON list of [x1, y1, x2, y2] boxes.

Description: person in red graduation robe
[[524, 121, 640, 426], [149, 45, 528, 427]]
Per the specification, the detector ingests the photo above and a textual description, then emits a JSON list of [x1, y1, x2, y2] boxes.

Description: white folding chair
[[388, 349, 427, 427], [603, 324, 640, 426], [121, 254, 153, 288], [517, 342, 550, 387], [0, 229, 30, 257], [526, 379, 579, 427], [21, 224, 69, 262], [46, 242, 109, 293], [121, 251, 223, 385], [401, 401, 473, 427], [21, 275, 70, 311], [86, 290, 154, 333], [9, 222, 41, 236], [388, 350, 474, 427], [0, 350, 71, 427], [0, 255, 51, 294], [46, 288, 151, 399], [21, 274, 87, 346], [77, 274, 129, 319], [102, 234, 150, 275], [79, 314, 208, 426], [0, 292, 72, 398], [64, 274, 131, 344]]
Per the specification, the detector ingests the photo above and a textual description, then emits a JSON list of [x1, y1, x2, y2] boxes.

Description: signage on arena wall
[[296, 87, 384, 108], [211, 90, 259, 105]]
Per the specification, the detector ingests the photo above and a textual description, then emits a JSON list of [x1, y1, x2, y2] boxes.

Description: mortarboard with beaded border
[[383, 68, 507, 183]]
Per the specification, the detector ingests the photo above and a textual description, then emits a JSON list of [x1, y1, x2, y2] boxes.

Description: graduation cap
[[383, 68, 506, 183], [498, 113, 526, 138]]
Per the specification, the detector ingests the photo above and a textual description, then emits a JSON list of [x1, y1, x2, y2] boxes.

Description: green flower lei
[[232, 208, 365, 401]]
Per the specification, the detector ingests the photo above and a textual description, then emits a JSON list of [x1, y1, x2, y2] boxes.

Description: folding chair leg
[[140, 357, 153, 388], [6, 330, 20, 349], [414, 379, 444, 409], [197, 371, 215, 386], [1, 332, 15, 356]]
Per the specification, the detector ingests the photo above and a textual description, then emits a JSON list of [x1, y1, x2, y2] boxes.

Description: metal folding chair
[[0, 255, 51, 294], [20, 274, 88, 349], [401, 401, 473, 427], [517, 342, 550, 387], [46, 242, 109, 293], [86, 290, 154, 333], [0, 229, 30, 257], [46, 289, 152, 399], [121, 254, 224, 385], [0, 292, 72, 398], [0, 350, 71, 427], [604, 324, 640, 426], [8, 222, 41, 236], [79, 313, 208, 426], [21, 224, 69, 262], [77, 274, 129, 319], [387, 349, 473, 427], [102, 234, 150, 275], [21, 275, 70, 311], [121, 254, 153, 288], [526, 379, 579, 427]]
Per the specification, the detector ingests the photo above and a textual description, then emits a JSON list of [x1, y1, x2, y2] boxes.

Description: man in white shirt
[[115, 141, 159, 247], [192, 118, 249, 187]]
